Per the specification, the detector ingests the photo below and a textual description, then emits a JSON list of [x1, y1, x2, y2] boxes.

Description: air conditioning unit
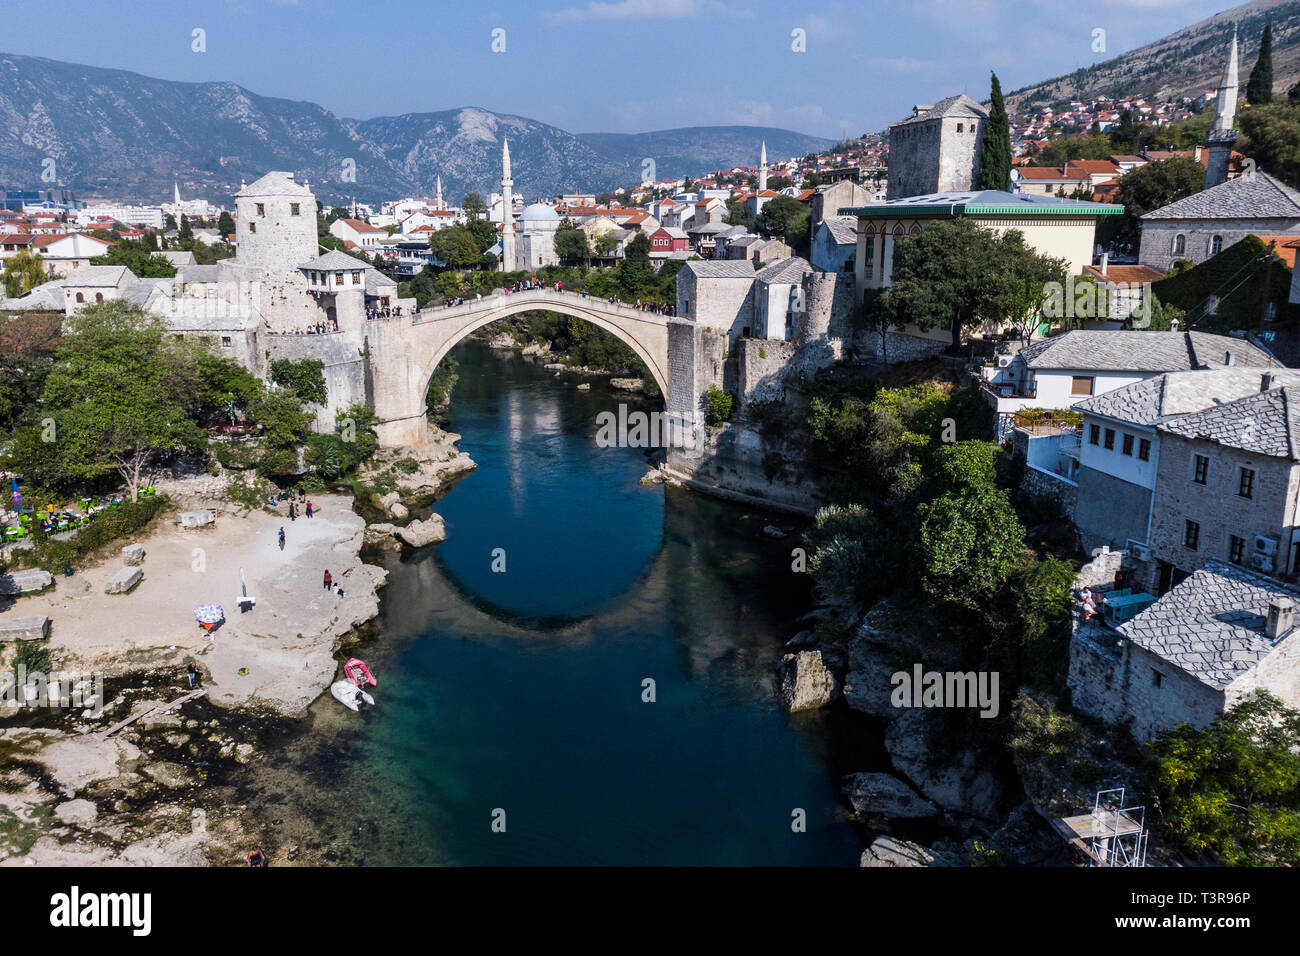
[[1250, 552, 1276, 573], [1127, 541, 1151, 561], [1255, 535, 1279, 557]]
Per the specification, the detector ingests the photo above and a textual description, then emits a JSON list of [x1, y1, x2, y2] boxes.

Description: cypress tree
[[1247, 23, 1274, 106], [977, 72, 1012, 191]]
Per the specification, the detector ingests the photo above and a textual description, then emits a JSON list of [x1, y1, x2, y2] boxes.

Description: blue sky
[[5, 0, 1228, 137]]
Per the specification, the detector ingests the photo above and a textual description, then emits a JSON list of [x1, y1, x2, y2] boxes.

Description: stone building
[[1137, 171, 1300, 272], [1069, 560, 1300, 741], [885, 94, 987, 200]]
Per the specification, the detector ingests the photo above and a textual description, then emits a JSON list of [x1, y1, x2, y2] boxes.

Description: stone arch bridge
[[365, 288, 694, 448]]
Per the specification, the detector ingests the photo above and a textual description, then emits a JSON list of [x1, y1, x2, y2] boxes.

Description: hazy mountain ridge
[[1005, 0, 1300, 113], [0, 53, 832, 205]]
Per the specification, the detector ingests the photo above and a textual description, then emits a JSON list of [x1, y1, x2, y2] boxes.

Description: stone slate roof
[[1158, 384, 1300, 458], [1141, 171, 1300, 221], [236, 171, 314, 199], [10, 279, 66, 310], [61, 265, 131, 287], [1076, 368, 1300, 426], [176, 264, 221, 284], [1018, 330, 1274, 372], [161, 250, 197, 267], [1117, 560, 1300, 688], [299, 249, 371, 272], [364, 267, 396, 294], [892, 94, 988, 127], [821, 216, 858, 244], [684, 260, 757, 279], [756, 256, 812, 284]]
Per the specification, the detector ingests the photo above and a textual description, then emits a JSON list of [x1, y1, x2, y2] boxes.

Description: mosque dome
[[520, 203, 560, 222]]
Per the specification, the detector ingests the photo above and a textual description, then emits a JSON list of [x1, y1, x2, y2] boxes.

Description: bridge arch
[[419, 298, 670, 402]]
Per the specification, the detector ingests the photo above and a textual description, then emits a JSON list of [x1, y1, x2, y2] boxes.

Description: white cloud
[[545, 0, 742, 25]]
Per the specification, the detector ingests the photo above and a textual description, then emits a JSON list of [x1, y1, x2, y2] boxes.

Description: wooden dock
[[97, 688, 206, 739]]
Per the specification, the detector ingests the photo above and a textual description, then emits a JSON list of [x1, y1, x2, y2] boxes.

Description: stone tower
[[1205, 27, 1240, 190], [759, 141, 768, 192], [886, 94, 988, 199], [436, 175, 443, 209], [233, 171, 317, 276], [500, 139, 516, 272]]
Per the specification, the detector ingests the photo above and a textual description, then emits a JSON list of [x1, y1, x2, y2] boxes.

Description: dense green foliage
[[914, 486, 1025, 608], [0, 312, 61, 432], [1247, 23, 1275, 106], [1151, 235, 1291, 333], [2, 250, 49, 298], [1238, 102, 1300, 190], [269, 359, 327, 405], [976, 73, 1012, 191], [91, 238, 177, 277], [426, 355, 459, 414], [754, 196, 810, 258], [1147, 691, 1300, 865], [1109, 158, 1205, 251], [704, 384, 734, 426]]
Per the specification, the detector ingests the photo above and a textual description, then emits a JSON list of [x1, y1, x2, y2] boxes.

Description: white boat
[[331, 680, 374, 711]]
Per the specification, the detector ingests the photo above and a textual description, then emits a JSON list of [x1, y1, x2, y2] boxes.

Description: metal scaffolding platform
[[1052, 788, 1149, 867]]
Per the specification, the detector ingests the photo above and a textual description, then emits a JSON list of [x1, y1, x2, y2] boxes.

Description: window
[[1211, 235, 1223, 255], [1193, 455, 1208, 484], [249, 222, 256, 233], [1152, 670, 1164, 688], [1239, 467, 1255, 499], [1122, 433, 1134, 456], [1071, 375, 1094, 396], [1173, 234, 1186, 255], [75, 292, 84, 303], [957, 123, 964, 132], [221, 336, 232, 348], [256, 203, 265, 216], [95, 293, 103, 302], [290, 203, 300, 216], [1104, 428, 1115, 450], [1088, 424, 1100, 445], [1229, 535, 1246, 565], [1138, 438, 1151, 461], [1184, 519, 1200, 550], [352, 271, 362, 285]]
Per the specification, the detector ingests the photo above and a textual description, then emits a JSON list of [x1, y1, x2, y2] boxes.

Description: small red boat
[[344, 658, 376, 687]]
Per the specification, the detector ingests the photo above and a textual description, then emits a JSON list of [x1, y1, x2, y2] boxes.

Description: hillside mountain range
[[1005, 0, 1300, 114], [0, 52, 831, 206]]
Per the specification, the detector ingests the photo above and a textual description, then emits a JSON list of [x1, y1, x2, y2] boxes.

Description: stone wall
[[1149, 432, 1298, 577], [886, 114, 984, 199], [1067, 628, 1128, 727], [1019, 464, 1078, 515], [1074, 465, 1152, 554], [267, 333, 367, 433], [855, 329, 950, 363], [1140, 218, 1300, 272], [735, 338, 798, 412], [665, 420, 821, 514], [676, 268, 754, 337]]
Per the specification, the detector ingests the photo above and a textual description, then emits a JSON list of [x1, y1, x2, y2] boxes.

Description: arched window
[[1173, 234, 1186, 255], [75, 292, 84, 303], [1210, 235, 1223, 255], [95, 293, 103, 302]]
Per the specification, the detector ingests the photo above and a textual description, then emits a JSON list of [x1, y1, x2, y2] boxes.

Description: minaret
[[436, 176, 443, 210], [759, 141, 768, 192], [500, 138, 516, 272], [173, 181, 181, 206], [1206, 26, 1240, 189]]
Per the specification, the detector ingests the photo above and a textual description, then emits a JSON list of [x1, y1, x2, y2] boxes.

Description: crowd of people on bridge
[[269, 319, 340, 336], [366, 305, 406, 320]]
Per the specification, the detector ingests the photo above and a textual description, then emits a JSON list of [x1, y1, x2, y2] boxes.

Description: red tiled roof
[[1082, 264, 1165, 284], [338, 217, 384, 233]]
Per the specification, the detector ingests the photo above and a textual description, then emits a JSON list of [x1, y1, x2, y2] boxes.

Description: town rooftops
[[1158, 381, 1300, 459], [62, 265, 132, 287], [1017, 330, 1274, 373], [1141, 170, 1300, 221], [1075, 368, 1300, 427], [838, 190, 1123, 217], [337, 217, 384, 233], [236, 171, 315, 199], [1117, 560, 1300, 688], [892, 94, 988, 127], [820, 217, 858, 244], [1080, 264, 1165, 284], [756, 256, 812, 284], [683, 260, 760, 279]]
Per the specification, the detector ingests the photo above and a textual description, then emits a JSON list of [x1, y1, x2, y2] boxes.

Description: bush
[[270, 359, 327, 404], [297, 473, 327, 494], [704, 385, 734, 427], [21, 496, 167, 572], [13, 639, 51, 675]]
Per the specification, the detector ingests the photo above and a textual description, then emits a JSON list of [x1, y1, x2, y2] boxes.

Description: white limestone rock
[[842, 772, 940, 819], [778, 650, 840, 712], [395, 514, 447, 548], [860, 836, 964, 868]]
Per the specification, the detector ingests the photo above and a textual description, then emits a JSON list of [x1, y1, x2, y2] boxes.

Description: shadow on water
[[237, 341, 867, 865]]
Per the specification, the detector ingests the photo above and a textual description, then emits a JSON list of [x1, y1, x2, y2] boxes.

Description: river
[[243, 342, 868, 865]]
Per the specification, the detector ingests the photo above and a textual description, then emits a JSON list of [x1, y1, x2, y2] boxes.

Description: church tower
[[500, 138, 516, 272], [759, 141, 768, 192], [1206, 26, 1240, 190]]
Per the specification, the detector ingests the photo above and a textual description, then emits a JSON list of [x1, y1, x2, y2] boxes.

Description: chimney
[[1100, 251, 1109, 277], [1266, 597, 1295, 640], [1262, 371, 1276, 392], [1225, 350, 1235, 366]]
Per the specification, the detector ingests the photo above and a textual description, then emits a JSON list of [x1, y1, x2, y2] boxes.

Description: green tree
[[804, 503, 893, 605], [461, 193, 486, 220], [754, 196, 810, 256], [914, 485, 1025, 608], [429, 225, 484, 268], [881, 219, 1064, 350], [2, 249, 49, 298], [725, 198, 754, 228], [977, 72, 1012, 191], [1147, 691, 1300, 865], [91, 241, 177, 278], [0, 312, 60, 431], [1110, 157, 1205, 250], [466, 217, 497, 253], [1110, 109, 1138, 151], [269, 358, 327, 404], [1238, 103, 1300, 189], [178, 214, 193, 241], [217, 210, 235, 237], [704, 384, 734, 426], [17, 302, 202, 501], [249, 388, 314, 475], [931, 440, 999, 492], [1247, 23, 1275, 106], [624, 232, 651, 267], [554, 218, 592, 263], [594, 232, 619, 258]]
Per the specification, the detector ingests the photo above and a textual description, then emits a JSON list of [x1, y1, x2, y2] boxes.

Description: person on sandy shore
[[288, 501, 296, 521], [323, 569, 332, 591], [186, 662, 200, 689], [247, 846, 268, 867], [305, 500, 314, 518], [277, 526, 285, 551]]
